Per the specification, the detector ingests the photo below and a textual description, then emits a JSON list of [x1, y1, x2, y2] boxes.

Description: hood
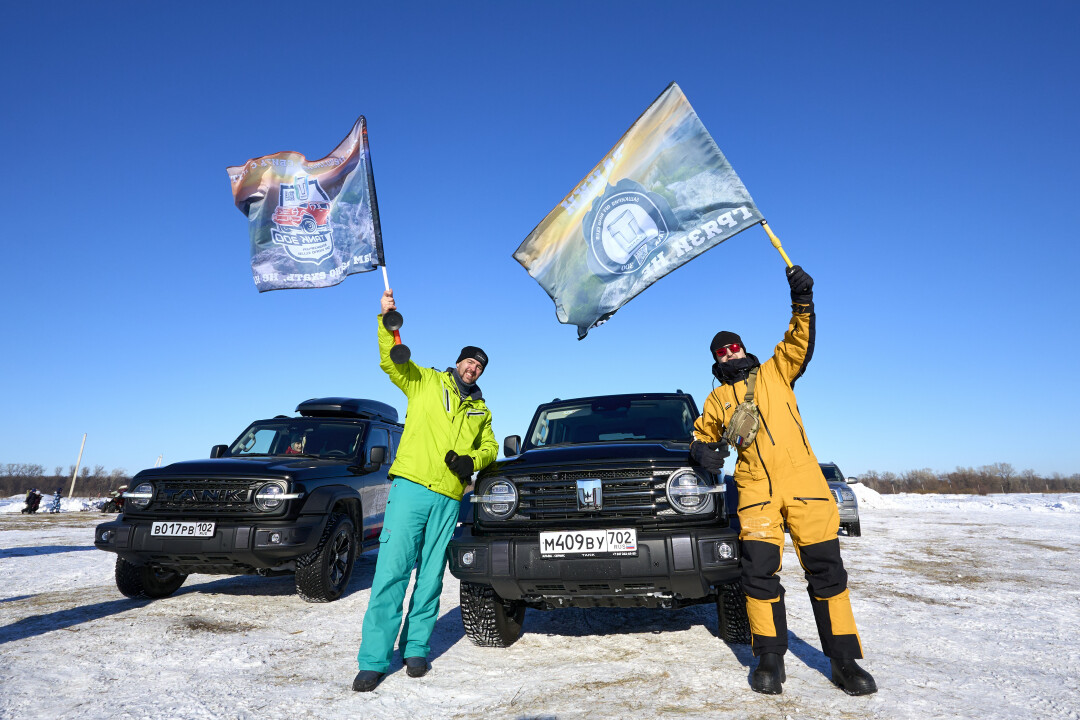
[[487, 441, 692, 476], [133, 456, 353, 480]]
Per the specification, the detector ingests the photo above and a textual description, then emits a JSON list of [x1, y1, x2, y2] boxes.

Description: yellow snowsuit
[[694, 302, 864, 659]]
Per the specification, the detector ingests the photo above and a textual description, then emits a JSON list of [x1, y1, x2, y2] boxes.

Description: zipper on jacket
[[753, 444, 774, 497], [787, 403, 810, 453], [793, 497, 830, 504], [738, 500, 771, 513]]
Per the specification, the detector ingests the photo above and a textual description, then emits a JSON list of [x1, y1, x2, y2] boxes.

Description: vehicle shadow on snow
[[0, 545, 97, 559], [0, 596, 152, 645], [170, 551, 379, 599]]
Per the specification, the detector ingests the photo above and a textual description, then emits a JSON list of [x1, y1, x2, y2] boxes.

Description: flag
[[513, 83, 763, 338], [226, 117, 383, 292]]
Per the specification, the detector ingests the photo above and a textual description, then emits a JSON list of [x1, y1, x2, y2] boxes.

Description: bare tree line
[[4, 461, 1080, 499], [0, 463, 131, 498], [857, 463, 1080, 495]]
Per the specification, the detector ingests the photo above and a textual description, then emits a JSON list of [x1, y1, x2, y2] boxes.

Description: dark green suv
[[95, 398, 401, 602]]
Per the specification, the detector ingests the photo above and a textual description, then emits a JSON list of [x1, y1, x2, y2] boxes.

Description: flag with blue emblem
[[227, 117, 383, 292], [513, 83, 763, 338]]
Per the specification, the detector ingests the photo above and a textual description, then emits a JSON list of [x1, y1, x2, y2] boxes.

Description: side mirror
[[368, 446, 387, 467], [210, 445, 228, 459], [503, 435, 521, 457], [847, 476, 859, 484]]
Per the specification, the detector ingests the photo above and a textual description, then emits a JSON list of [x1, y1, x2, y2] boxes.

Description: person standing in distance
[[353, 289, 498, 692], [690, 265, 876, 696]]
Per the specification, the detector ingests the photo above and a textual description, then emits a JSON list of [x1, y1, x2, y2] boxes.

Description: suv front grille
[[515, 469, 673, 521], [150, 479, 265, 514]]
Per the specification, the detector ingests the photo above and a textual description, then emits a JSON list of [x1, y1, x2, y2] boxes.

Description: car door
[[360, 425, 393, 543]]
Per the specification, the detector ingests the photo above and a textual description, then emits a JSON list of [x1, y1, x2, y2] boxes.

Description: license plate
[[151, 521, 215, 538], [539, 528, 637, 557]]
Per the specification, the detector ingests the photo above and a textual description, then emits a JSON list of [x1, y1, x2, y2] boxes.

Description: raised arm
[[772, 265, 816, 386]]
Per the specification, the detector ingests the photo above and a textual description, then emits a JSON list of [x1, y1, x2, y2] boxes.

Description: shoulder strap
[[743, 367, 760, 403]]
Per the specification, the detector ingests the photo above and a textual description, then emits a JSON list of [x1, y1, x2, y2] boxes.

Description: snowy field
[[1, 488, 1078, 720]]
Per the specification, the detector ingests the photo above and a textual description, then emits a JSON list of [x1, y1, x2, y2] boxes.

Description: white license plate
[[151, 521, 216, 538], [539, 528, 637, 557]]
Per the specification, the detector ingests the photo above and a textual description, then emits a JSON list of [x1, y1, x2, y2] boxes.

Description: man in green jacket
[[353, 289, 498, 692]]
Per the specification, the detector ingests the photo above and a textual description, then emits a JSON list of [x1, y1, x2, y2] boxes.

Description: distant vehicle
[[100, 485, 128, 513], [820, 462, 861, 536], [448, 392, 748, 648], [95, 398, 401, 602]]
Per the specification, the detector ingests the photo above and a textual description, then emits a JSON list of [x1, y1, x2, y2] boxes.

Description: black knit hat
[[709, 331, 744, 360], [457, 346, 489, 369]]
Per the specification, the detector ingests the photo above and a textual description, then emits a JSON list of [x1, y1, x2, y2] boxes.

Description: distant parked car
[[819, 462, 861, 536]]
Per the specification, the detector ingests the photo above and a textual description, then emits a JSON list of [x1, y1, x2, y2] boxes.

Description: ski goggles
[[714, 343, 742, 359]]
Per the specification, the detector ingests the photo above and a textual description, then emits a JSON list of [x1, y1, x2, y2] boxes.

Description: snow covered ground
[[1, 489, 1078, 720]]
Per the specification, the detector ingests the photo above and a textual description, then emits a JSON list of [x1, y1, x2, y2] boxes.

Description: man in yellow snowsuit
[[692, 265, 876, 696]]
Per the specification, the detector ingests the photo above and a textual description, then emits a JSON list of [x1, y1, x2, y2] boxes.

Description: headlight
[[254, 482, 285, 511], [841, 489, 855, 501], [126, 482, 154, 510], [665, 468, 717, 514], [472, 478, 518, 521]]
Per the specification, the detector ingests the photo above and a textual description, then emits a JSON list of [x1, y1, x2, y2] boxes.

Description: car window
[[820, 465, 844, 482], [527, 397, 695, 448], [229, 420, 366, 460]]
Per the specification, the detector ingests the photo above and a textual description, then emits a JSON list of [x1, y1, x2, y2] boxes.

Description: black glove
[[786, 264, 813, 305], [444, 450, 475, 481], [690, 440, 729, 472]]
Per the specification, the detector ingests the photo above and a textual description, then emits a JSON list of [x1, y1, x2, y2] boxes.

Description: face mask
[[712, 355, 758, 385]]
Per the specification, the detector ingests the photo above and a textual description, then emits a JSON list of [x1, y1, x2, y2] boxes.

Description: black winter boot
[[750, 652, 786, 694], [830, 658, 877, 695], [352, 670, 385, 692], [405, 657, 430, 678]]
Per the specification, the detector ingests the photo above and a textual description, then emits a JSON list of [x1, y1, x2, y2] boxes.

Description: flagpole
[[761, 221, 794, 268]]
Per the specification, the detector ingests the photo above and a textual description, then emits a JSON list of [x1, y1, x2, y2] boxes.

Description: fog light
[[99, 530, 113, 543], [461, 550, 475, 567], [269, 532, 282, 544], [716, 542, 734, 560]]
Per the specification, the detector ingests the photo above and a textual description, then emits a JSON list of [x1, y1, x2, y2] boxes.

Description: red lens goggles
[[714, 343, 742, 359]]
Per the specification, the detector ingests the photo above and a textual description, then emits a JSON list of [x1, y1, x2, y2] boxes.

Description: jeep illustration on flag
[[514, 83, 763, 338], [227, 117, 383, 291]]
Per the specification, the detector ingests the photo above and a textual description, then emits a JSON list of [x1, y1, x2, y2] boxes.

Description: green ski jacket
[[377, 315, 498, 501]]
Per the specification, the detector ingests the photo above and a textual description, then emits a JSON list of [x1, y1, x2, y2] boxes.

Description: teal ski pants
[[356, 477, 460, 672]]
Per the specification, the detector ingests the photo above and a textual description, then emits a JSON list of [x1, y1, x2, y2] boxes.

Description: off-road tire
[[716, 581, 751, 644], [115, 557, 187, 599], [845, 521, 862, 537], [295, 512, 357, 603], [460, 581, 526, 647]]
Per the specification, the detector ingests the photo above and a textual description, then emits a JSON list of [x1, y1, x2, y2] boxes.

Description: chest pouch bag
[[722, 367, 760, 450]]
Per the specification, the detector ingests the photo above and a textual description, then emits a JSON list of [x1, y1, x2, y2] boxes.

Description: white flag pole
[[68, 433, 87, 498]]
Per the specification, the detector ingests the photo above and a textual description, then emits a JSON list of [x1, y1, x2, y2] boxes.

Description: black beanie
[[709, 331, 744, 360], [457, 346, 489, 368]]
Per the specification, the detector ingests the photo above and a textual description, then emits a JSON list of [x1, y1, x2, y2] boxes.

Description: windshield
[[527, 397, 696, 449], [229, 420, 365, 460], [820, 465, 844, 482]]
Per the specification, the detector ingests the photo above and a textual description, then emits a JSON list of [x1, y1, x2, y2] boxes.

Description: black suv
[[448, 392, 749, 647], [95, 398, 400, 602]]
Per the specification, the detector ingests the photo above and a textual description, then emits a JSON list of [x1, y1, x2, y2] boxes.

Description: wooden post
[[68, 434, 86, 498]]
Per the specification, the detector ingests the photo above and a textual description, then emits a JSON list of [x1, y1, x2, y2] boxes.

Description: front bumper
[[94, 515, 326, 573], [838, 503, 859, 522], [448, 525, 741, 607]]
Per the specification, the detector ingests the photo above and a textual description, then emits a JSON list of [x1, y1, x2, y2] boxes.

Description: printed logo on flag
[[583, 179, 679, 277], [269, 176, 335, 265]]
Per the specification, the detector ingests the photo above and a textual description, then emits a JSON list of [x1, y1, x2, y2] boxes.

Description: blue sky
[[2, 1, 1077, 480]]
